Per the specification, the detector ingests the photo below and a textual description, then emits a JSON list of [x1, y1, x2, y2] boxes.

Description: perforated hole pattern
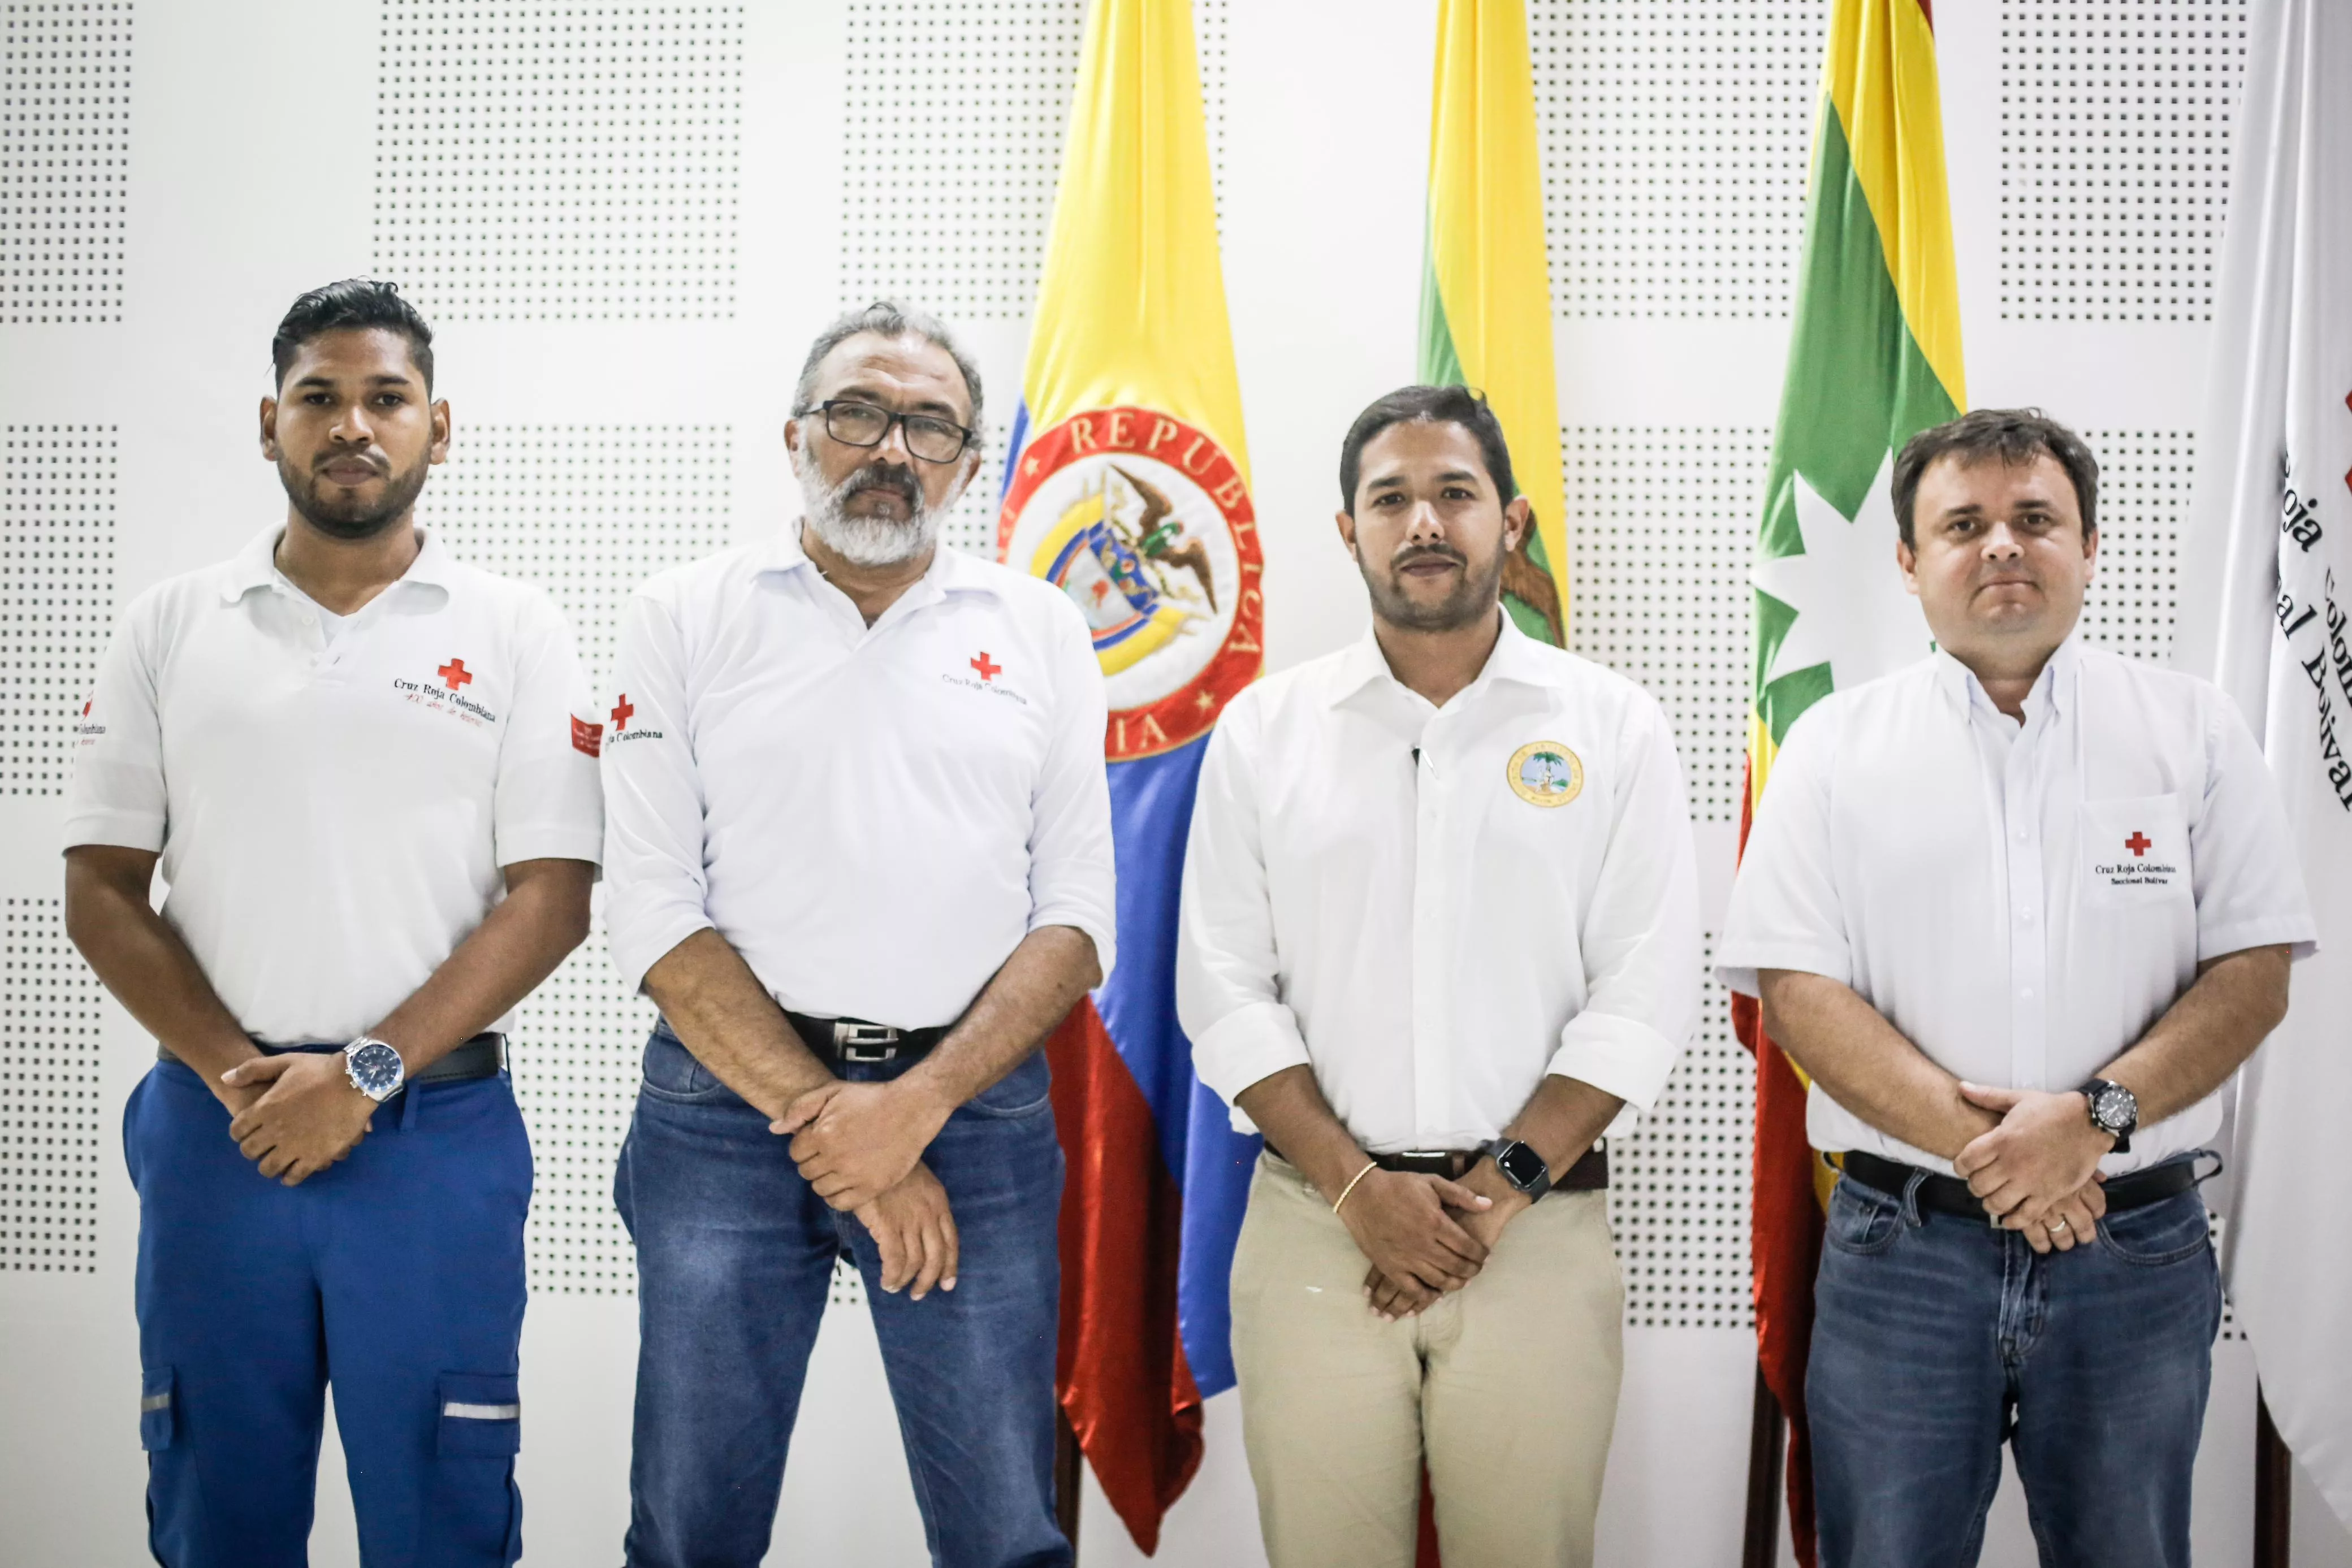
[[3, 425, 113, 795], [839, 0, 1225, 320], [375, 2, 743, 319], [421, 423, 730, 1293], [2000, 1, 2247, 322], [1, 1, 129, 324], [1533, 0, 1824, 318], [1, 898, 101, 1272]]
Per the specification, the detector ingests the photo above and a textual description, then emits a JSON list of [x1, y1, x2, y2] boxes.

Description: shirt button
[[2019, 909, 2035, 924], [2015, 828, 2029, 843]]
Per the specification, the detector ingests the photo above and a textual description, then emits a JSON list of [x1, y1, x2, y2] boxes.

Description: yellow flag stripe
[[1424, 0, 1568, 617], [1022, 0, 1249, 479], [1822, 0, 1966, 411]]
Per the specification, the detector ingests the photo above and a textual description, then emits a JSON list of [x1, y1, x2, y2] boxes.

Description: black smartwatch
[[1483, 1138, 1552, 1201], [2079, 1077, 2138, 1153]]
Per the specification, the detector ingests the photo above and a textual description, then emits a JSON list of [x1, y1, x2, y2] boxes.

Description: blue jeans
[[615, 1024, 1070, 1568], [1808, 1160, 2223, 1568], [124, 1059, 531, 1568]]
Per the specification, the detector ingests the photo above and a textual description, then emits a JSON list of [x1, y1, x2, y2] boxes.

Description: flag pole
[[1743, 1368, 1786, 1568], [2255, 1382, 2291, 1567]]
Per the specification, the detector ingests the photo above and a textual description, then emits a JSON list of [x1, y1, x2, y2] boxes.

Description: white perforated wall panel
[[1, 1, 129, 324], [1532, 0, 1824, 318], [1, 897, 101, 1272], [2, 423, 111, 796], [2078, 428, 2191, 662], [421, 423, 730, 1293], [1999, 2, 2247, 322], [838, 0, 1225, 319], [375, 2, 743, 319]]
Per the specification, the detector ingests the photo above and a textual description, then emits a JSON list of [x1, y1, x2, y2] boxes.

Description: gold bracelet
[[1330, 1159, 1379, 1216]]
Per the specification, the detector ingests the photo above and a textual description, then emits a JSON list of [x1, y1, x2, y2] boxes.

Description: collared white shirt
[[600, 524, 1116, 1029], [1175, 615, 1701, 1153], [1717, 636, 2318, 1176], [64, 525, 606, 1044]]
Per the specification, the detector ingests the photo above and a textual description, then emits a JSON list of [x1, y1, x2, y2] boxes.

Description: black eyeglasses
[[799, 399, 976, 464]]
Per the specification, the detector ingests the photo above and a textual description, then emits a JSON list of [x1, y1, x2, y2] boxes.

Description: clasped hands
[[217, 1052, 377, 1187], [774, 1078, 961, 1301], [1340, 1156, 1532, 1323], [1953, 1082, 2115, 1254]]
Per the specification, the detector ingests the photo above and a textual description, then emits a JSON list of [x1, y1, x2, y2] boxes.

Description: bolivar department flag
[[1737, 2, 1963, 1561], [2178, 0, 2352, 1531], [1419, 0, 1569, 647], [993, 0, 1264, 1549]]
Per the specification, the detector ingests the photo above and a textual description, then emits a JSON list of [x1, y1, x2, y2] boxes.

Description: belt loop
[[2190, 1147, 2225, 1186], [1899, 1168, 1928, 1228]]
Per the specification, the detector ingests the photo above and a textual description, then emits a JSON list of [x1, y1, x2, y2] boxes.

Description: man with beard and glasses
[[1175, 384, 1700, 1566], [1719, 410, 2313, 1568], [62, 279, 603, 1566], [601, 300, 1114, 1568]]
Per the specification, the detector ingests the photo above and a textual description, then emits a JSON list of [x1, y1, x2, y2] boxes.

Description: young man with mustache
[[63, 280, 603, 1565], [601, 301, 1114, 1567], [1175, 385, 1700, 1565], [1718, 409, 2316, 1567]]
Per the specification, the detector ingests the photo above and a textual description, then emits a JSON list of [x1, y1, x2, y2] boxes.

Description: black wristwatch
[[2079, 1077, 2137, 1153], [1482, 1138, 1552, 1202]]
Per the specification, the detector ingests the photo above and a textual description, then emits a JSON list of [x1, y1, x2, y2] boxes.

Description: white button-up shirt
[[600, 525, 1117, 1029], [64, 526, 606, 1044], [1175, 616, 1701, 1153], [1717, 637, 2318, 1176]]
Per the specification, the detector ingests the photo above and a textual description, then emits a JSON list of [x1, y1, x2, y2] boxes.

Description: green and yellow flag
[[1419, 0, 1568, 645], [1735, 3, 1963, 1561]]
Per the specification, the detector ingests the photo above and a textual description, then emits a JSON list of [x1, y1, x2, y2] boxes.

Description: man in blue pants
[[64, 279, 603, 1566]]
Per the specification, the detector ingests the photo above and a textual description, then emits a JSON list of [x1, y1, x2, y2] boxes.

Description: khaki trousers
[[1229, 1153, 1623, 1568]]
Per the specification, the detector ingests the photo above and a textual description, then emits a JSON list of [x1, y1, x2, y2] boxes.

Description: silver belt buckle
[[834, 1022, 900, 1063]]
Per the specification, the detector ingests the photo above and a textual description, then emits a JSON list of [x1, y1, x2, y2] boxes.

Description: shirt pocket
[[2077, 793, 2191, 913]]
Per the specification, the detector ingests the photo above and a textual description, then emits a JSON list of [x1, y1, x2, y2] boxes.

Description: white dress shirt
[[600, 525, 1117, 1029], [1175, 616, 1701, 1153], [1717, 636, 2318, 1176], [64, 526, 606, 1044]]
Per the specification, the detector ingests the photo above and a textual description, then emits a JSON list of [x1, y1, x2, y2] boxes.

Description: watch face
[[1495, 1141, 1547, 1190], [2093, 1084, 2136, 1130], [348, 1041, 403, 1098]]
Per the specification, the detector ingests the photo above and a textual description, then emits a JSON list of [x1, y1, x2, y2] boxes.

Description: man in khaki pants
[[1176, 385, 1700, 1565]]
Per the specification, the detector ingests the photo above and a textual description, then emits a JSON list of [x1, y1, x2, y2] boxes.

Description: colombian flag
[[1420, 0, 1569, 648], [1737, 3, 1964, 1562], [993, 0, 1263, 1549]]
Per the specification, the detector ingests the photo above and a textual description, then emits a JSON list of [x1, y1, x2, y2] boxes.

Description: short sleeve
[[63, 588, 168, 854], [491, 589, 605, 870], [1022, 593, 1118, 981], [1715, 703, 1853, 998], [2190, 694, 2318, 961]]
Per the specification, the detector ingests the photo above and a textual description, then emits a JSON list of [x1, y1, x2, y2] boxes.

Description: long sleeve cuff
[[606, 898, 717, 997], [1190, 999, 1313, 1133], [1547, 1008, 1683, 1117]]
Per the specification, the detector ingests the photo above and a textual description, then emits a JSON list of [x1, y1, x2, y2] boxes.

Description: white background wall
[[2, 1, 2346, 1564]]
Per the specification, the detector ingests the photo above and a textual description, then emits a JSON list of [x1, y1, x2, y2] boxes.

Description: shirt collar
[[217, 524, 457, 604], [1932, 631, 2082, 722], [1327, 609, 1553, 710]]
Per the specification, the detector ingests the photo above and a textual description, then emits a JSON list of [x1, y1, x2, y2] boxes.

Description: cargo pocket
[[140, 1366, 175, 1451], [436, 1372, 521, 1457]]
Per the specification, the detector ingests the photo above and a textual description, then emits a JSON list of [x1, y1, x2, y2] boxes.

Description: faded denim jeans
[[1808, 1156, 2223, 1568], [615, 1023, 1070, 1568]]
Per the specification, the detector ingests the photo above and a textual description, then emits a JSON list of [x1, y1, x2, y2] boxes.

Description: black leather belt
[[1838, 1147, 2203, 1219], [1269, 1140, 1608, 1195], [158, 1033, 505, 1084], [784, 1011, 949, 1066]]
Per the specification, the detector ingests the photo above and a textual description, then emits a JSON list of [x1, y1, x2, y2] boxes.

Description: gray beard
[[797, 461, 947, 568]]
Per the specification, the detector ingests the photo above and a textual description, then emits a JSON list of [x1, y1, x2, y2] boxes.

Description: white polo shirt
[[1717, 636, 2318, 1176], [600, 524, 1117, 1030], [64, 526, 606, 1045], [1174, 616, 1701, 1153]]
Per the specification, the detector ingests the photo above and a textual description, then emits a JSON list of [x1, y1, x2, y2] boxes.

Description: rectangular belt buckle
[[834, 1023, 900, 1064]]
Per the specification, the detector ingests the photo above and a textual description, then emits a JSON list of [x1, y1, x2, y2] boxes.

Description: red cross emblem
[[2125, 831, 2152, 857], [610, 694, 635, 729], [438, 657, 472, 690], [971, 652, 1002, 682]]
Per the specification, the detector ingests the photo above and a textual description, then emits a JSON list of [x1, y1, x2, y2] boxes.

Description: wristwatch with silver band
[[344, 1036, 407, 1102]]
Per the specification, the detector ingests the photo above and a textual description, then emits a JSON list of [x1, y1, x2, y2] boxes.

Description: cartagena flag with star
[[1734, 2, 1965, 1562]]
